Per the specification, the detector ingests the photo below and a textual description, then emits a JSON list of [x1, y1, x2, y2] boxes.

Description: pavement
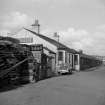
[[0, 66, 105, 105]]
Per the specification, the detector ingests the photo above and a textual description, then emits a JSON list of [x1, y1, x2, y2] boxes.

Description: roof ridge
[[24, 28, 78, 53]]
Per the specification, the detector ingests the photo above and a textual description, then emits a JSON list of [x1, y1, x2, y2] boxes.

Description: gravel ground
[[0, 66, 105, 105]]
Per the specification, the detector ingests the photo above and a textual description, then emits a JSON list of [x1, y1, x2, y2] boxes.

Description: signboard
[[30, 44, 43, 63], [30, 44, 43, 51]]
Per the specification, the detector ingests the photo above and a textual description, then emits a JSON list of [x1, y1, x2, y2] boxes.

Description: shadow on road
[[1, 65, 100, 93], [0, 82, 28, 93]]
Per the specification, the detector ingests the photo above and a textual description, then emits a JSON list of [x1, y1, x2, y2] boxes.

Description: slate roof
[[25, 28, 78, 54]]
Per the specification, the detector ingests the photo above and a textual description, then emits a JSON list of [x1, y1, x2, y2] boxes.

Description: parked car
[[57, 64, 72, 75]]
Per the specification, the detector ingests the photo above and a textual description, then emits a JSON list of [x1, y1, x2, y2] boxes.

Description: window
[[69, 54, 71, 63], [65, 52, 67, 63], [74, 55, 78, 65], [58, 51, 63, 61]]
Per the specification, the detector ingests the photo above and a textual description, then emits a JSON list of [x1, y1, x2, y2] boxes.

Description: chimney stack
[[31, 19, 40, 34]]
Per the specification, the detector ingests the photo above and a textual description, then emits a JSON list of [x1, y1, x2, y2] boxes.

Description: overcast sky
[[0, 0, 105, 56]]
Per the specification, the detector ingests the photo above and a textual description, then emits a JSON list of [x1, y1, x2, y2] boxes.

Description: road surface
[[0, 66, 105, 105]]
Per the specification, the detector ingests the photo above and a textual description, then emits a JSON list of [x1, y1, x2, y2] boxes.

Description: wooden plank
[[0, 58, 28, 78]]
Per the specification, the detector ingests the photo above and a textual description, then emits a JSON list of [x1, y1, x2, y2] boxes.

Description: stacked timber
[[0, 37, 41, 86], [0, 37, 33, 85], [0, 39, 20, 85]]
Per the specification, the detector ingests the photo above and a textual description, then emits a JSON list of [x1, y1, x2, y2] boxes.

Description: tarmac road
[[0, 66, 105, 105]]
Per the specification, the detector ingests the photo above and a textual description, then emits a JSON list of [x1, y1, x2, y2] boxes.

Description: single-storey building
[[10, 26, 80, 74]]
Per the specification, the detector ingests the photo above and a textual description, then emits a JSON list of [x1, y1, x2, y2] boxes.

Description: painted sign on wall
[[30, 44, 43, 51], [30, 44, 43, 63]]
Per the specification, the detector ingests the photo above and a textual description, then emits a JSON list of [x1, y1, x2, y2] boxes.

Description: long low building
[[79, 53, 102, 70], [9, 22, 102, 74], [9, 27, 80, 73]]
